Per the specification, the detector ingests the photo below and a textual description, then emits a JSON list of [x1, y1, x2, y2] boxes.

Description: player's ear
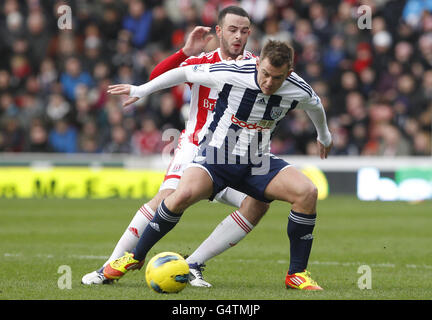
[[215, 25, 222, 38], [286, 68, 294, 77]]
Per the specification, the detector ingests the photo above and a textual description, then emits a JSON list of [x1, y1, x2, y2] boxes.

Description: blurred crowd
[[0, 0, 431, 156]]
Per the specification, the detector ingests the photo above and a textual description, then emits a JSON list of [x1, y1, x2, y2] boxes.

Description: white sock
[[101, 203, 154, 268], [186, 210, 253, 265], [214, 187, 247, 208]]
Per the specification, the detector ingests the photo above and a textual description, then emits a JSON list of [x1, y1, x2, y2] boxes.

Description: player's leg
[[80, 189, 171, 285], [213, 187, 269, 225], [103, 166, 214, 280], [188, 191, 268, 265], [191, 189, 268, 266], [186, 194, 268, 287], [103, 131, 195, 264], [82, 133, 191, 285], [263, 165, 322, 290], [100, 189, 171, 267], [105, 176, 184, 262]]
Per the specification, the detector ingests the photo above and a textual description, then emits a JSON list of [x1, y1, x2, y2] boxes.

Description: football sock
[[100, 204, 154, 271], [186, 210, 253, 265], [132, 200, 182, 261], [287, 210, 316, 274], [213, 188, 247, 208]]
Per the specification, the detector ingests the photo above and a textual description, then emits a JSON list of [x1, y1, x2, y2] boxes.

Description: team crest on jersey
[[270, 107, 284, 120], [171, 164, 182, 172], [193, 64, 205, 72]]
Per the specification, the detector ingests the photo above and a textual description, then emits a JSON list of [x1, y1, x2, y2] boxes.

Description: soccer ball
[[145, 252, 190, 294]]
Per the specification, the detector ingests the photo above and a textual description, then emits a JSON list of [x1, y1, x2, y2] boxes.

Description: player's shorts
[[159, 131, 198, 191], [159, 131, 248, 208], [190, 146, 291, 203]]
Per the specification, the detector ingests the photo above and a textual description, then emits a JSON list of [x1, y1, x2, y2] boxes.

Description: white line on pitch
[[3, 253, 432, 270]]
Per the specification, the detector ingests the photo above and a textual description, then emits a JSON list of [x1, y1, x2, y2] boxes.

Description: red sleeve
[[149, 49, 189, 80]]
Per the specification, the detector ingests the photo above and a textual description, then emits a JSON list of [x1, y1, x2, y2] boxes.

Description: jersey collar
[[217, 47, 248, 62], [254, 68, 262, 93]]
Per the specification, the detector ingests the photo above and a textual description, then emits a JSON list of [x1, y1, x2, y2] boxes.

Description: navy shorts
[[192, 148, 291, 203]]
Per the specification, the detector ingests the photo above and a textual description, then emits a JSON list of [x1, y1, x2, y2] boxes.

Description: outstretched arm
[[108, 64, 218, 107], [304, 106, 333, 159]]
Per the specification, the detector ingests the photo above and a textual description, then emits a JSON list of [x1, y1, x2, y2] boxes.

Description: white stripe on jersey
[[200, 58, 322, 157], [180, 48, 255, 145]]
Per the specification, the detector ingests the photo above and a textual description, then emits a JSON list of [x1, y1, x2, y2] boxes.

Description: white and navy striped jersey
[[178, 48, 255, 145], [131, 57, 331, 159], [187, 58, 328, 157]]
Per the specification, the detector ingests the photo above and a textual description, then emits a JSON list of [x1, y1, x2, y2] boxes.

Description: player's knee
[[308, 183, 318, 201], [171, 188, 196, 211], [255, 201, 270, 216], [150, 189, 174, 209], [239, 198, 269, 225], [295, 182, 318, 208]]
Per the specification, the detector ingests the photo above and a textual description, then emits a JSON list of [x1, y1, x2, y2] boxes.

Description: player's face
[[216, 13, 251, 60], [256, 58, 293, 95]]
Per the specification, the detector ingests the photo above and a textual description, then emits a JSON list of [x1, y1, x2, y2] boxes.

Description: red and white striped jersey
[[179, 48, 255, 145]]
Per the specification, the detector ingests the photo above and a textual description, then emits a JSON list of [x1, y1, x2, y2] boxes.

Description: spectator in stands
[[48, 118, 77, 153], [78, 118, 101, 153], [154, 91, 184, 131], [26, 10, 51, 67], [0, 0, 429, 157], [0, 70, 12, 94], [82, 24, 104, 74], [60, 56, 94, 101], [17, 92, 44, 131], [122, 0, 153, 48], [111, 31, 134, 69], [377, 123, 412, 156], [412, 131, 432, 156], [131, 116, 162, 155], [10, 54, 32, 86], [1, 116, 24, 152], [103, 125, 132, 154], [46, 93, 71, 122], [38, 58, 58, 94], [0, 93, 19, 117], [149, 5, 175, 51], [322, 34, 346, 79], [25, 121, 52, 152]]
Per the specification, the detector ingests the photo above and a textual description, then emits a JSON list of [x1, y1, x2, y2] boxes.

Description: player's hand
[[318, 140, 332, 159], [183, 26, 213, 56], [107, 84, 139, 107]]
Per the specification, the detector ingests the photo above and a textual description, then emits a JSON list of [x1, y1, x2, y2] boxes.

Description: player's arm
[[149, 26, 212, 80], [298, 94, 333, 159], [108, 64, 220, 106]]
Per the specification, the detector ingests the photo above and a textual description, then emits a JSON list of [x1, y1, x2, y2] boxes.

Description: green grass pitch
[[0, 196, 431, 300]]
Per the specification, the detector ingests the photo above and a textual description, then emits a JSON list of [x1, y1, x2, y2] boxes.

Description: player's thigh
[[179, 166, 213, 191], [146, 189, 175, 212], [159, 133, 197, 191], [263, 166, 317, 203], [167, 166, 214, 211]]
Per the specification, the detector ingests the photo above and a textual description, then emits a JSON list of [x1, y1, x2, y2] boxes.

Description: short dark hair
[[260, 40, 295, 70], [217, 6, 250, 26]]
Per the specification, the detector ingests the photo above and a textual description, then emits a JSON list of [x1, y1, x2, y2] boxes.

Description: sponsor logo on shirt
[[202, 98, 216, 111], [231, 115, 273, 131]]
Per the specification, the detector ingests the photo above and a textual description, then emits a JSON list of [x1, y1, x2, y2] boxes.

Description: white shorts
[[159, 131, 198, 191], [159, 131, 247, 208]]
